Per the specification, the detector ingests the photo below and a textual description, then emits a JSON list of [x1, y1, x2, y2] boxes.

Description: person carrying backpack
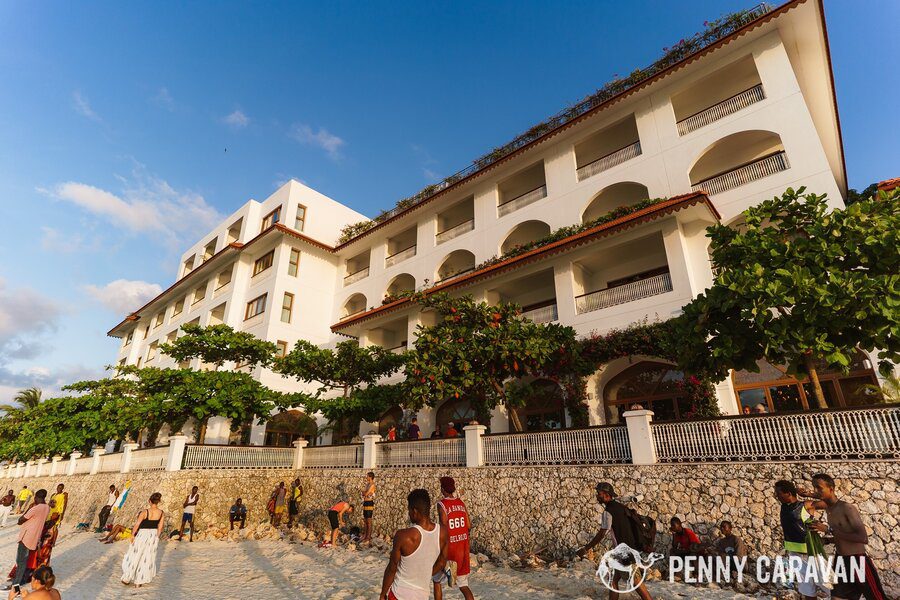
[[577, 482, 654, 600]]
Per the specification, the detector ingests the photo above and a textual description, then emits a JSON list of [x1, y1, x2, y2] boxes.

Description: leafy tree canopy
[[160, 324, 278, 368]]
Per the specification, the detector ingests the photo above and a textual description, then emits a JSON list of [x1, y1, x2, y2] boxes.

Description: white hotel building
[[107, 0, 881, 447]]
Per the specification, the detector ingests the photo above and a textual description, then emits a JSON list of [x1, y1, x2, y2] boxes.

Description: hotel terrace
[[107, 0, 882, 448]]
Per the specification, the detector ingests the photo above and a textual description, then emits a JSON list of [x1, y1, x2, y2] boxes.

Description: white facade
[[109, 0, 854, 443]]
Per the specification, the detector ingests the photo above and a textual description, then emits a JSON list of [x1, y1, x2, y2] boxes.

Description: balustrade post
[[89, 447, 105, 475], [362, 434, 380, 470], [166, 436, 188, 471], [66, 452, 82, 476], [35, 458, 48, 478], [463, 425, 486, 467], [15, 462, 24, 478], [49, 456, 63, 477], [24, 461, 34, 478], [623, 410, 657, 465], [291, 439, 309, 470], [121, 443, 139, 473]]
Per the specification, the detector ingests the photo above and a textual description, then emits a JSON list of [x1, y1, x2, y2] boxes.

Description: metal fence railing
[[692, 151, 789, 195], [576, 141, 642, 182], [575, 272, 673, 315], [182, 444, 294, 469], [498, 185, 547, 217], [377, 438, 466, 467], [435, 219, 474, 244], [302, 444, 364, 469], [483, 426, 631, 466], [677, 84, 765, 136]]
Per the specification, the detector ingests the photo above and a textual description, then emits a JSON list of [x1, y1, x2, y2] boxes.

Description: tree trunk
[[197, 418, 209, 444], [803, 355, 828, 409], [509, 408, 524, 432]]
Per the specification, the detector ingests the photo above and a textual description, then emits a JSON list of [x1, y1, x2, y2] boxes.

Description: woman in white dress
[[121, 492, 164, 587]]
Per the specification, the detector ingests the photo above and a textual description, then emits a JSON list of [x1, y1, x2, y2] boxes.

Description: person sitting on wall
[[669, 517, 705, 558], [713, 520, 747, 572], [229, 498, 247, 530]]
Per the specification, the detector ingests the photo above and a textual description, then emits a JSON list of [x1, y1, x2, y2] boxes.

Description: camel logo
[[595, 543, 664, 593]]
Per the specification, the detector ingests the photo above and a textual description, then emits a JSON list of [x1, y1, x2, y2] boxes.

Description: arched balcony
[[499, 220, 551, 255], [690, 130, 788, 195], [436, 250, 476, 284], [581, 182, 650, 224]]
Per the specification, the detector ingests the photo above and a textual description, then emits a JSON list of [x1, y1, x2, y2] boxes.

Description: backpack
[[625, 507, 657, 553]]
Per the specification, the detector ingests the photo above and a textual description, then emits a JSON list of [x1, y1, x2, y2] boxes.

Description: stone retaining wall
[[8, 459, 899, 594]]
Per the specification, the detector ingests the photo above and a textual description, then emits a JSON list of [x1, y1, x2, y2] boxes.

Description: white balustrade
[[302, 444, 364, 469], [343, 267, 370, 286], [99, 452, 123, 473], [677, 84, 765, 136], [127, 446, 170, 472], [385, 245, 417, 268], [520, 303, 558, 324], [435, 267, 475, 285], [483, 426, 631, 466], [182, 445, 294, 469], [652, 407, 900, 462], [435, 219, 474, 244], [498, 185, 547, 217], [73, 456, 93, 475], [575, 272, 672, 315], [692, 151, 789, 196], [576, 141, 642, 182], [377, 438, 466, 467]]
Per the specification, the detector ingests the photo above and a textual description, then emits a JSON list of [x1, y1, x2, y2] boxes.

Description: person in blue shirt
[[229, 498, 247, 530]]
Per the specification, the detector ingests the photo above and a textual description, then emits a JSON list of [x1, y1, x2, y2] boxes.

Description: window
[[276, 340, 288, 357], [281, 292, 294, 323], [182, 256, 195, 276], [261, 207, 281, 230], [124, 330, 133, 346], [216, 267, 232, 289], [203, 239, 217, 261], [295, 205, 307, 231], [227, 219, 242, 243], [146, 341, 158, 362], [142, 326, 149, 340], [288, 248, 301, 276], [153, 312, 164, 329], [166, 330, 177, 344], [192, 283, 207, 305], [245, 294, 267, 319], [253, 251, 274, 276], [172, 297, 185, 317]]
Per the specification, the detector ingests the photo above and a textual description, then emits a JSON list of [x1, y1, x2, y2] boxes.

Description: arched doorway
[[603, 361, 687, 423], [509, 379, 566, 432], [435, 398, 477, 435], [377, 405, 403, 438], [264, 410, 317, 447]]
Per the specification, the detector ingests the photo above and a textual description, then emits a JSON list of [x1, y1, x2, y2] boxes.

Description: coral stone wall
[[8, 460, 899, 594]]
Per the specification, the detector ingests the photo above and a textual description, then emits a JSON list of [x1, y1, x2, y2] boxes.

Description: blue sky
[[0, 0, 897, 400]]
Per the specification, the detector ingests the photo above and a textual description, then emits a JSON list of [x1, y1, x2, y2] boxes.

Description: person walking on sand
[[321, 501, 354, 548], [380, 488, 447, 600], [47, 485, 68, 524], [287, 479, 303, 529], [361, 472, 376, 543], [177, 486, 199, 542], [0, 491, 14, 528], [98, 484, 119, 530], [434, 477, 474, 600], [121, 492, 165, 588], [15, 488, 32, 515], [5, 489, 49, 596]]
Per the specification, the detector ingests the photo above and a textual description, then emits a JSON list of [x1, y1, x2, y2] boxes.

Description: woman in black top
[[121, 493, 165, 587]]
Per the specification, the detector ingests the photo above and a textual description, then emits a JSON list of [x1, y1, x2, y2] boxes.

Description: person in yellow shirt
[[48, 483, 68, 522], [15, 486, 33, 514]]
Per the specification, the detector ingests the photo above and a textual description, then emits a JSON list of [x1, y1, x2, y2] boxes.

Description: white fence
[[498, 185, 547, 217], [182, 445, 294, 469], [576, 272, 672, 315], [652, 407, 900, 462], [343, 267, 370, 286], [692, 151, 789, 196], [302, 444, 364, 469], [576, 141, 642, 181], [130, 446, 169, 472], [73, 456, 93, 475], [377, 438, 466, 467], [520, 303, 558, 324], [483, 426, 631, 466], [435, 219, 474, 244], [677, 84, 765, 136], [99, 452, 123, 473], [385, 245, 417, 268]]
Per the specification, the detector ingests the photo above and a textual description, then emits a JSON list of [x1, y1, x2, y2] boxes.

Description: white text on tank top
[[393, 524, 441, 594], [184, 494, 198, 514]]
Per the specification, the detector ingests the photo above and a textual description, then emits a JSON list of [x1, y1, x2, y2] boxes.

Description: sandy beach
[[0, 520, 762, 600]]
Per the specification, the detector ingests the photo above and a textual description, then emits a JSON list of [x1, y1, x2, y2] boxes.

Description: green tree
[[160, 323, 278, 369], [845, 182, 879, 206], [675, 187, 900, 408]]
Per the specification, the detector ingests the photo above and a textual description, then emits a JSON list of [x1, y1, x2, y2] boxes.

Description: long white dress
[[122, 526, 160, 585]]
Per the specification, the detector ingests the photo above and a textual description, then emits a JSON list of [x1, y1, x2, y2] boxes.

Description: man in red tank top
[[433, 477, 474, 600]]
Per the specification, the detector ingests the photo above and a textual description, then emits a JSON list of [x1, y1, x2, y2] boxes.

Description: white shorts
[[433, 570, 470, 589]]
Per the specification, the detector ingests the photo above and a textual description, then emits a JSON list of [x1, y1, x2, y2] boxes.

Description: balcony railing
[[520, 303, 558, 324], [343, 266, 370, 286], [182, 444, 294, 469], [483, 426, 631, 466], [385, 245, 416, 268], [340, 307, 366, 321], [576, 141, 642, 182], [435, 219, 474, 244], [677, 84, 765, 136], [389, 342, 408, 354], [692, 151, 789, 196], [434, 267, 475, 285], [302, 444, 364, 469], [498, 185, 547, 217], [377, 438, 466, 467], [575, 272, 672, 315]]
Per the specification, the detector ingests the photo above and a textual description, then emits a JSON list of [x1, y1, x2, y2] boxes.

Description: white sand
[[0, 523, 756, 599]]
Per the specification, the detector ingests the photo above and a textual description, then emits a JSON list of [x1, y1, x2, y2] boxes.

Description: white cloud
[[411, 144, 441, 182], [0, 279, 61, 364], [289, 124, 345, 159], [0, 364, 105, 401], [152, 87, 176, 111], [72, 90, 101, 121], [223, 109, 249, 128], [40, 226, 101, 254], [39, 166, 223, 246], [84, 279, 162, 315]]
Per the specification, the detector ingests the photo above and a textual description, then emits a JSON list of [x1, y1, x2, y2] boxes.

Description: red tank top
[[438, 497, 470, 575]]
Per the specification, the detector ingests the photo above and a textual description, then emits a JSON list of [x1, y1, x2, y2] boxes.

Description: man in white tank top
[[379, 489, 448, 600]]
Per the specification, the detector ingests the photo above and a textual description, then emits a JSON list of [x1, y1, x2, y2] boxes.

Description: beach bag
[[625, 507, 657, 553]]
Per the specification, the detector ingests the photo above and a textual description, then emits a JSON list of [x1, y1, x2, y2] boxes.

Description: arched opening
[[377, 405, 403, 438], [264, 410, 318, 447], [385, 274, 416, 300], [341, 293, 367, 319], [509, 379, 566, 432], [435, 397, 477, 436], [500, 220, 551, 255], [581, 182, 650, 224], [689, 130, 787, 195], [603, 361, 687, 423], [436, 250, 476, 283]]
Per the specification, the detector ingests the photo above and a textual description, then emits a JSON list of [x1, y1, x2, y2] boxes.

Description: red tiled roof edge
[[877, 178, 900, 192], [331, 192, 718, 331]]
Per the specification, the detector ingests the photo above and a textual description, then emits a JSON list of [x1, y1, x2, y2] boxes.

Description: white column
[[623, 409, 657, 465], [463, 424, 486, 467], [362, 434, 380, 470], [89, 447, 105, 475], [120, 443, 139, 473], [166, 435, 188, 471], [49, 456, 63, 477], [291, 439, 309, 470], [16, 462, 25, 478], [24, 461, 34, 478], [66, 453, 82, 477], [35, 458, 47, 478]]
